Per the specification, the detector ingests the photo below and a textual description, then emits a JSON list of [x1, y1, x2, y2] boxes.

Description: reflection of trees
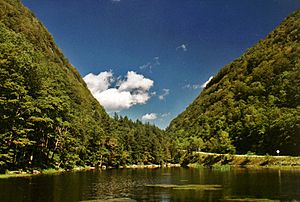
[[2, 168, 300, 201]]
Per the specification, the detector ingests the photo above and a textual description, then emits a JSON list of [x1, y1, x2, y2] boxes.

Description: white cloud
[[158, 88, 170, 100], [139, 56, 160, 71], [183, 84, 191, 89], [176, 44, 188, 52], [95, 88, 132, 111], [183, 76, 214, 90], [161, 112, 171, 117], [83, 71, 113, 94], [201, 76, 213, 88], [153, 56, 160, 65], [183, 84, 202, 90], [139, 62, 151, 70], [142, 113, 158, 121], [118, 71, 153, 91], [83, 71, 154, 112], [141, 112, 171, 123], [150, 91, 157, 96]]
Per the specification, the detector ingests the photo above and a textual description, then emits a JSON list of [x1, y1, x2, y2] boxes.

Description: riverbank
[[0, 167, 93, 179], [185, 152, 300, 168], [1, 153, 299, 179], [0, 164, 181, 179]]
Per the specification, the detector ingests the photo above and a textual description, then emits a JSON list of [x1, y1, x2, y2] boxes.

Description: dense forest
[[0, 0, 299, 173], [167, 9, 300, 156], [0, 0, 173, 173]]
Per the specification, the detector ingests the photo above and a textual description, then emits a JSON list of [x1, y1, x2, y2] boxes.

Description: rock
[[32, 170, 40, 174]]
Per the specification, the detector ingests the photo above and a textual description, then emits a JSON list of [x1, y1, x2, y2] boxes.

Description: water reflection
[[0, 168, 300, 202], [278, 169, 282, 196]]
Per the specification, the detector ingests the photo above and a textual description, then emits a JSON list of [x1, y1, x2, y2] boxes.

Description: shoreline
[[0, 164, 181, 179], [184, 152, 300, 169], [1, 153, 300, 179]]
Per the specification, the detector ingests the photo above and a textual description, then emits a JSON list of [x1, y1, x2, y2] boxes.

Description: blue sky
[[23, 0, 300, 128]]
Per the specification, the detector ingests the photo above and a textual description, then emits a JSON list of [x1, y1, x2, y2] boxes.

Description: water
[[1, 167, 300, 202]]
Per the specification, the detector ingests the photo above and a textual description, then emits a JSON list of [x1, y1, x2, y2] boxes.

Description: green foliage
[[108, 116, 173, 166], [168, 9, 300, 156], [0, 0, 176, 172], [3, 0, 298, 174]]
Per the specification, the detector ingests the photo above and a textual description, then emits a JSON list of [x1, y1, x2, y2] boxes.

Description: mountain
[[0, 0, 113, 170], [167, 9, 300, 156], [0, 0, 172, 172]]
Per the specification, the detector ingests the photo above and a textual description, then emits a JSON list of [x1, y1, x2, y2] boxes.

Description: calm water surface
[[1, 167, 300, 202]]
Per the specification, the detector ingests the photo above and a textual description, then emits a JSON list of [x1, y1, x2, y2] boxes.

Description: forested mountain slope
[[0, 0, 172, 172], [0, 0, 112, 170], [167, 9, 300, 156]]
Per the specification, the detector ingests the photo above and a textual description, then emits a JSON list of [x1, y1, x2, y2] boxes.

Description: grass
[[1, 154, 299, 179], [0, 166, 96, 179], [187, 152, 300, 168], [0, 172, 32, 179], [41, 168, 65, 174]]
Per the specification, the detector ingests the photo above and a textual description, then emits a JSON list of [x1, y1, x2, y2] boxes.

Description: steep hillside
[[168, 9, 300, 156], [0, 0, 113, 170], [0, 0, 173, 171]]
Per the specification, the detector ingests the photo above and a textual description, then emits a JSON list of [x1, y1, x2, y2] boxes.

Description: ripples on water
[[0, 167, 300, 202]]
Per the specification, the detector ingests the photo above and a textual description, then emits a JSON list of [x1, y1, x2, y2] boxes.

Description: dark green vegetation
[[168, 9, 300, 156], [0, 0, 299, 174], [0, 0, 173, 173]]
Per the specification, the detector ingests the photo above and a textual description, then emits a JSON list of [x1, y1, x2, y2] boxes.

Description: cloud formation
[[142, 113, 158, 121], [158, 88, 170, 100], [118, 71, 153, 91], [150, 91, 157, 96], [84, 71, 113, 94], [183, 84, 202, 90], [201, 76, 213, 88], [176, 44, 188, 52], [139, 56, 160, 72], [83, 71, 154, 112], [139, 62, 151, 70], [183, 76, 214, 90], [161, 112, 171, 118], [141, 112, 171, 123]]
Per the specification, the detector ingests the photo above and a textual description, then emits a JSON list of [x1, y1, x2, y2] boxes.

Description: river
[[1, 167, 300, 202]]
